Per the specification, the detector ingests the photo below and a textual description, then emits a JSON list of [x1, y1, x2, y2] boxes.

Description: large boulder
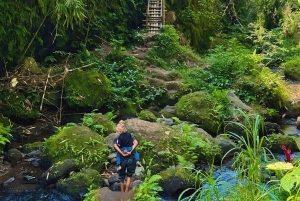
[[40, 159, 78, 186], [64, 70, 111, 108], [42, 125, 109, 170], [123, 119, 221, 173], [159, 166, 197, 197], [175, 91, 221, 135]]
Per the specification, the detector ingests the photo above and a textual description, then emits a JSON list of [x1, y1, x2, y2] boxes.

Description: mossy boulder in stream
[[42, 125, 109, 170], [175, 91, 221, 135], [159, 166, 198, 197], [64, 70, 111, 108], [56, 168, 103, 199], [264, 133, 299, 152]]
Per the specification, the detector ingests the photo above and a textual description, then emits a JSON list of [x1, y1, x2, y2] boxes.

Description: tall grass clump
[[221, 109, 277, 200]]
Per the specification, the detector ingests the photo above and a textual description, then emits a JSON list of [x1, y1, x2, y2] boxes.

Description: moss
[[283, 57, 300, 80], [175, 91, 220, 135], [264, 134, 298, 152], [82, 113, 115, 136], [159, 166, 194, 183], [64, 70, 111, 108], [20, 57, 42, 75], [0, 90, 41, 119], [22, 141, 44, 154], [42, 125, 109, 170], [138, 110, 157, 122], [57, 168, 103, 199]]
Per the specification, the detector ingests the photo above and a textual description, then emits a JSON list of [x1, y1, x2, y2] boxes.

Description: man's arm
[[129, 139, 138, 155]]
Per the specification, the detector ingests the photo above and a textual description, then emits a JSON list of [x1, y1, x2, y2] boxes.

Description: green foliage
[[204, 39, 258, 89], [0, 90, 41, 119], [179, 67, 208, 92], [280, 166, 300, 199], [222, 109, 271, 183], [82, 112, 116, 136], [64, 70, 111, 108], [84, 188, 97, 201], [168, 0, 224, 51], [0, 123, 12, 154], [134, 169, 162, 201], [247, 23, 287, 67], [170, 123, 222, 164], [138, 110, 157, 122], [42, 125, 109, 169], [235, 67, 289, 110], [146, 25, 203, 69], [283, 56, 300, 80]]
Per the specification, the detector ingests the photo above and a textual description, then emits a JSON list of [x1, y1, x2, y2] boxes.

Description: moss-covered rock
[[22, 141, 43, 154], [283, 57, 300, 80], [159, 166, 197, 197], [175, 91, 220, 135], [40, 159, 79, 186], [82, 113, 115, 136], [0, 90, 41, 119], [124, 119, 221, 173], [264, 134, 299, 152], [138, 110, 157, 122], [57, 168, 103, 199], [42, 125, 109, 170], [64, 70, 111, 108]]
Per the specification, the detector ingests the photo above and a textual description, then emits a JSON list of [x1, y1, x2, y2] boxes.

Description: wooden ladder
[[146, 0, 165, 34]]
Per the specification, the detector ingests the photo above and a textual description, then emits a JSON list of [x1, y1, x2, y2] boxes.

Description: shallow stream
[[1, 119, 299, 201]]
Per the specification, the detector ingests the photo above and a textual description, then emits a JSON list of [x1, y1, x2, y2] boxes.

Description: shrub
[[283, 56, 300, 80]]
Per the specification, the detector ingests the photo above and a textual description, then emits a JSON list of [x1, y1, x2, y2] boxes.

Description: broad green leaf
[[266, 162, 295, 170]]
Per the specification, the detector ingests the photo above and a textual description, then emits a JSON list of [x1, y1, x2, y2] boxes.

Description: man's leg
[[125, 177, 131, 192], [120, 182, 125, 192]]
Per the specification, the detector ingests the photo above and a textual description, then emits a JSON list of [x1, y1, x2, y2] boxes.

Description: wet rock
[[3, 176, 15, 187], [215, 135, 236, 157], [297, 116, 300, 129], [104, 133, 118, 149], [40, 159, 78, 187], [4, 148, 23, 166], [109, 182, 120, 191], [264, 122, 282, 135], [56, 168, 103, 199], [107, 174, 119, 185]]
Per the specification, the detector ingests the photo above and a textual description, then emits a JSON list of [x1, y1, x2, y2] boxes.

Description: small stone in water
[[23, 175, 36, 181]]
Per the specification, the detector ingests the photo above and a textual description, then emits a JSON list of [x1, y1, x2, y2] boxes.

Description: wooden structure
[[145, 0, 165, 33]]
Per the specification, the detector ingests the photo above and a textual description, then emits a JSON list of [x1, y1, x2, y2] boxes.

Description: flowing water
[[1, 118, 299, 201]]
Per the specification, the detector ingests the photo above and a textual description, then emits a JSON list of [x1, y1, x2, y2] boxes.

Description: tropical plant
[[0, 123, 12, 154], [134, 169, 163, 201], [222, 109, 272, 182]]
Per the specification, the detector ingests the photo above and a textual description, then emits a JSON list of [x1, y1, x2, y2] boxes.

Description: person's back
[[113, 120, 139, 192], [115, 131, 140, 165]]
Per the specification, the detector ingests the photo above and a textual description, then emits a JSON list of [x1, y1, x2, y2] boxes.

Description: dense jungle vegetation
[[1, 0, 300, 200]]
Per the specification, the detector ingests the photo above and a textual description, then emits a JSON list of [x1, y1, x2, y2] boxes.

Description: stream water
[[1, 118, 299, 201]]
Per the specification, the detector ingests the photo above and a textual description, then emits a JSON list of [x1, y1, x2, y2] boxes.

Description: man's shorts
[[118, 155, 136, 183]]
